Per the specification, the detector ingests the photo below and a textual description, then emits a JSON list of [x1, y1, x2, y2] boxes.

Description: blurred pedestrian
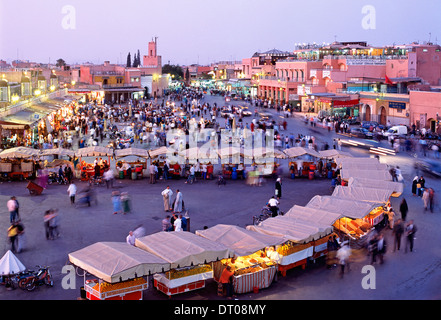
[[7, 196, 19, 224], [7, 222, 19, 253], [103, 168, 114, 189], [422, 188, 430, 212], [275, 178, 282, 199], [405, 220, 417, 253], [336, 242, 351, 277], [67, 182, 77, 205], [49, 209, 60, 239], [376, 234, 387, 264], [112, 191, 122, 215], [162, 215, 173, 232], [393, 218, 404, 252], [400, 198, 408, 221], [428, 188, 435, 213], [15, 220, 25, 253], [121, 192, 131, 214], [126, 231, 136, 246]]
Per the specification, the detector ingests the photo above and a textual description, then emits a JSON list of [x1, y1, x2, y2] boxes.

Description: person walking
[[7, 222, 19, 253], [126, 231, 136, 246], [393, 219, 404, 252], [112, 191, 122, 215], [7, 196, 19, 224], [422, 188, 430, 212], [67, 182, 77, 205], [149, 163, 156, 184], [173, 189, 183, 213], [411, 176, 418, 196], [376, 234, 387, 264], [275, 178, 282, 199], [428, 188, 435, 213], [103, 168, 114, 189], [161, 186, 173, 212], [405, 220, 417, 253], [400, 198, 408, 221]]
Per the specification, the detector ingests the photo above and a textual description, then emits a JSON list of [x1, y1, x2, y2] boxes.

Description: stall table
[[153, 266, 213, 297], [84, 277, 148, 300]]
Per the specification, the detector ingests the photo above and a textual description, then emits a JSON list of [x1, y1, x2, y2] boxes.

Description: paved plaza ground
[[0, 95, 440, 301]]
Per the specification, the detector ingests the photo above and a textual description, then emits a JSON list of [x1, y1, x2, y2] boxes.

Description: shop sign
[[389, 102, 406, 109]]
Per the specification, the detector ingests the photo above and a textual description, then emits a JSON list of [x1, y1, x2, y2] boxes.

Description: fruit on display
[[277, 241, 312, 256], [165, 264, 212, 280], [92, 277, 147, 293]]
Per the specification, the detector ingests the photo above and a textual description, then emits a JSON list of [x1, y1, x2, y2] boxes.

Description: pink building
[[409, 90, 441, 133]]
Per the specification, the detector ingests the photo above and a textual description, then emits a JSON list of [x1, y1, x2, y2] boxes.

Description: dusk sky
[[1, 0, 441, 66]]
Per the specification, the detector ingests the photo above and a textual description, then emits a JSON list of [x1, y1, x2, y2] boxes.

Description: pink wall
[[409, 90, 441, 131]]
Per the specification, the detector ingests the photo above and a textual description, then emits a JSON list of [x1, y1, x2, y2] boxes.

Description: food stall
[[68, 242, 170, 300], [0, 147, 39, 180], [75, 146, 114, 181], [284, 205, 341, 261], [306, 195, 383, 245], [135, 231, 231, 297], [114, 147, 149, 179], [283, 147, 322, 179], [246, 215, 333, 276], [347, 177, 403, 197], [195, 224, 285, 294]]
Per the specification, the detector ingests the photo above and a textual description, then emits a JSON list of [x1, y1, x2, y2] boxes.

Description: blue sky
[[1, 0, 440, 65]]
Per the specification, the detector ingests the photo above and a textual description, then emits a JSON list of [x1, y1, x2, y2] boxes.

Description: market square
[[0, 1, 440, 305]]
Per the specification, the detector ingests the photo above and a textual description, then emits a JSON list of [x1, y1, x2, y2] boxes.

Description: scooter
[[18, 266, 53, 291]]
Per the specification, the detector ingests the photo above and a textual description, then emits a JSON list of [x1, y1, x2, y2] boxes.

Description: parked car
[[350, 127, 374, 139], [415, 159, 441, 178]]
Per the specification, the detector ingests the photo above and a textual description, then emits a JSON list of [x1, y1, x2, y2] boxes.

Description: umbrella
[[0, 250, 26, 275]]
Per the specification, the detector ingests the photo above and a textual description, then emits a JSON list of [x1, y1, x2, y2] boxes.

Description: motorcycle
[[48, 173, 68, 185], [18, 266, 53, 291]]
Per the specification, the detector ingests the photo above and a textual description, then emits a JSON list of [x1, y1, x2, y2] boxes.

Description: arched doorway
[[364, 104, 371, 121], [428, 118, 436, 132], [379, 106, 387, 125]]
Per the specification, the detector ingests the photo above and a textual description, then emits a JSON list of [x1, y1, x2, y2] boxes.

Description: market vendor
[[219, 265, 234, 299]]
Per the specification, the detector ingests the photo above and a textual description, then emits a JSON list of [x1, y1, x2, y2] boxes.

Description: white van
[[383, 125, 408, 137]]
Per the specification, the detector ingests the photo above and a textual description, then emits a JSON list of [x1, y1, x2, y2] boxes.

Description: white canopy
[[332, 186, 392, 204], [0, 250, 26, 275], [68, 242, 170, 283], [319, 149, 353, 159], [40, 147, 75, 157], [246, 215, 333, 244], [340, 169, 392, 181], [306, 195, 381, 219], [115, 147, 149, 159], [76, 146, 114, 157], [251, 147, 287, 160], [148, 146, 169, 158], [348, 177, 404, 197], [335, 157, 380, 167], [284, 205, 341, 226], [135, 231, 231, 269], [339, 163, 388, 171], [178, 146, 218, 163], [283, 147, 321, 159], [0, 147, 39, 159], [195, 224, 286, 257]]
